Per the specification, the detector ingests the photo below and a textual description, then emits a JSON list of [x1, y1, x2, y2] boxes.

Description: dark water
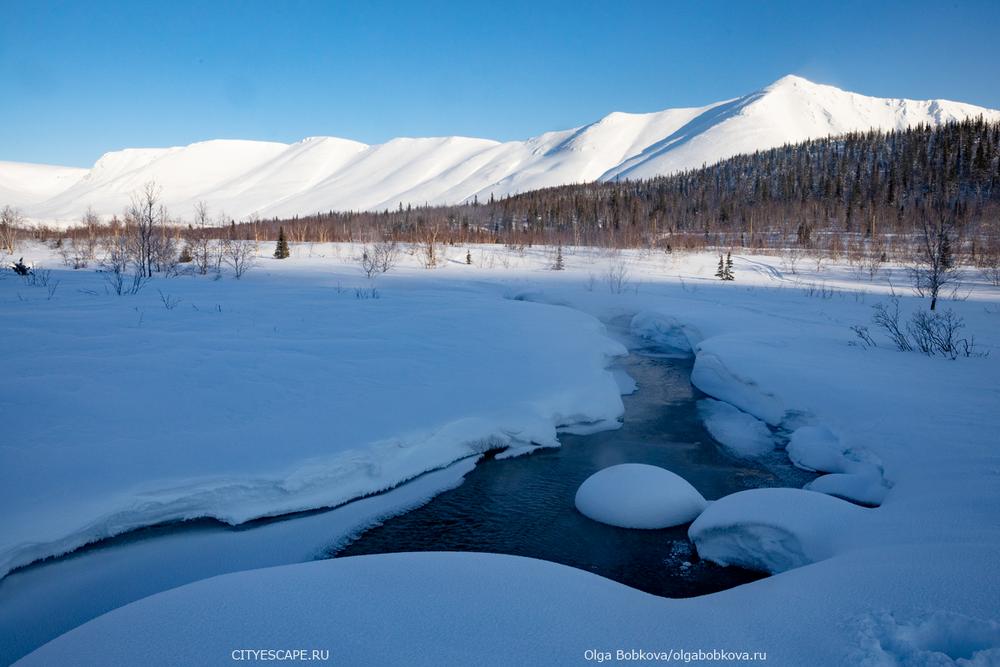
[[334, 346, 813, 598], [0, 327, 813, 665]]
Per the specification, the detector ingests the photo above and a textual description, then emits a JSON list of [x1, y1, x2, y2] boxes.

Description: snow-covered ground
[[5, 241, 1000, 665]]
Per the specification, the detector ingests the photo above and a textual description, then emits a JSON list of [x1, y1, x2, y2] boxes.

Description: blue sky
[[3, 0, 999, 167]]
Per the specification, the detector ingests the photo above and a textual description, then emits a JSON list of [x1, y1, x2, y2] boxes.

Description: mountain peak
[[764, 74, 821, 92]]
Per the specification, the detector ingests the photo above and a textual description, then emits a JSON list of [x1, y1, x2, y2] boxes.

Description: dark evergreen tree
[[466, 249, 472, 265], [553, 244, 564, 270], [273, 226, 290, 259], [724, 251, 735, 280], [715, 254, 725, 280]]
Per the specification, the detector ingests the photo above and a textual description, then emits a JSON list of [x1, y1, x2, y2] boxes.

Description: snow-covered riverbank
[[5, 242, 1000, 665]]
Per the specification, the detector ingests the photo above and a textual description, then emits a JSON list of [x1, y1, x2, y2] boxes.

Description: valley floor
[[3, 242, 999, 666]]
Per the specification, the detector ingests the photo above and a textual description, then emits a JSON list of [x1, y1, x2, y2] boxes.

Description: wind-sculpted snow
[[688, 488, 867, 573], [0, 253, 626, 578], [6, 75, 1000, 225]]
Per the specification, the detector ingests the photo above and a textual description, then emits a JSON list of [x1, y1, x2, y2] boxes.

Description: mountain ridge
[[4, 75, 999, 226]]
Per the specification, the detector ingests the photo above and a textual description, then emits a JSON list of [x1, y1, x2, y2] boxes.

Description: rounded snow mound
[[574, 463, 708, 529]]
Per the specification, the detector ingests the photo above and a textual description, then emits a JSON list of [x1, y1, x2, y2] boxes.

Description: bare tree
[[222, 238, 257, 278], [605, 255, 630, 294], [100, 232, 148, 295], [419, 224, 441, 268], [910, 207, 961, 310], [0, 205, 22, 254], [360, 239, 399, 278], [125, 182, 166, 278], [188, 201, 217, 275], [977, 228, 1000, 287]]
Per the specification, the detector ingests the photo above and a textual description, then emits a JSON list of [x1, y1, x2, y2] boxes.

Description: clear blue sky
[[3, 0, 999, 167]]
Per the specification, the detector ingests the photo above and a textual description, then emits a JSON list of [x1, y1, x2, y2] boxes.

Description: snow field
[[5, 240, 1000, 665]]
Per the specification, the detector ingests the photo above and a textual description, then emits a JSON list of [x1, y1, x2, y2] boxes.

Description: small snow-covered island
[[2, 5, 1000, 666]]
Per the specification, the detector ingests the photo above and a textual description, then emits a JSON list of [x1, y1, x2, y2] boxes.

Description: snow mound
[[806, 471, 889, 507], [688, 488, 866, 573], [788, 426, 890, 505], [574, 463, 707, 529], [786, 425, 848, 472], [697, 398, 775, 457], [690, 348, 786, 425]]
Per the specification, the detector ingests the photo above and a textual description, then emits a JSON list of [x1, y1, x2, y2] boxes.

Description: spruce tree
[[553, 244, 564, 270], [274, 226, 290, 259], [715, 254, 725, 280], [724, 251, 735, 280], [466, 250, 472, 265]]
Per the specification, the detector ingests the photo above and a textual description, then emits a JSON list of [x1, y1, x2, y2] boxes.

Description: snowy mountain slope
[[603, 75, 1000, 181], [7, 75, 1000, 225], [0, 161, 87, 207]]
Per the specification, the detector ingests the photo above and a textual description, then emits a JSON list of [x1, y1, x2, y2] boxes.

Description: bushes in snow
[[853, 298, 986, 359], [222, 239, 256, 279], [360, 240, 399, 278]]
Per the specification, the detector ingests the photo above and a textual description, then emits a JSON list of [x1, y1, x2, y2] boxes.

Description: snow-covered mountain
[[5, 75, 1000, 226]]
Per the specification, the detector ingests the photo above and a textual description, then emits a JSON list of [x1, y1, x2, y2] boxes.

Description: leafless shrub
[[867, 299, 985, 359], [780, 245, 805, 275], [354, 284, 379, 299], [976, 233, 1000, 287], [189, 202, 220, 275], [905, 309, 983, 359], [418, 225, 441, 268], [158, 289, 182, 310], [863, 237, 886, 280], [222, 238, 257, 278], [849, 325, 876, 349], [100, 233, 148, 295], [606, 256, 630, 294], [360, 240, 399, 278], [59, 240, 92, 269], [802, 282, 836, 299], [24, 267, 52, 287], [871, 298, 912, 352]]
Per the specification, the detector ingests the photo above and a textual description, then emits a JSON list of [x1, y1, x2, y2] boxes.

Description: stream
[[0, 321, 812, 665]]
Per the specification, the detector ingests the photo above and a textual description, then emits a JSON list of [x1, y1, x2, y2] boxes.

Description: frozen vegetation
[[3, 240, 1000, 665]]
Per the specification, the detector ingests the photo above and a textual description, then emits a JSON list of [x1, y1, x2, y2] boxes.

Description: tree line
[[10, 117, 1000, 267]]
